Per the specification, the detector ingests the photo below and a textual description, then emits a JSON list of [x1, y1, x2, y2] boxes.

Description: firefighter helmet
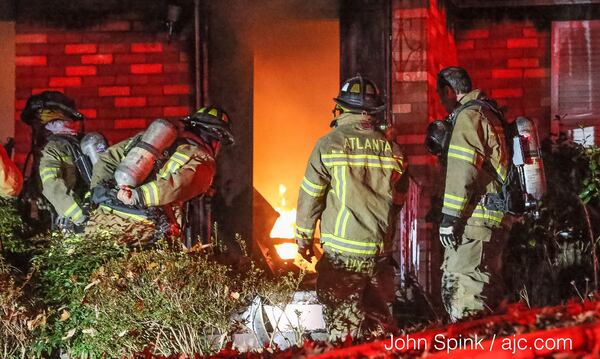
[[425, 120, 452, 156], [183, 106, 234, 145], [21, 91, 84, 126], [333, 74, 385, 114]]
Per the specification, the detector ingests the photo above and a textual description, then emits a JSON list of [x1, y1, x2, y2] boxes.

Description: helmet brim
[[333, 97, 385, 114]]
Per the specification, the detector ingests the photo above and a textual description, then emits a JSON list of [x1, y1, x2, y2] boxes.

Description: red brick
[[49, 77, 81, 87], [524, 68, 549, 78], [15, 99, 27, 110], [92, 21, 131, 32], [131, 43, 163, 53], [458, 29, 489, 40], [82, 76, 117, 87], [79, 109, 97, 118], [147, 96, 180, 106], [163, 84, 191, 95], [47, 33, 82, 44], [31, 87, 64, 95], [99, 86, 131, 97], [66, 65, 97, 76], [491, 88, 523, 98], [163, 63, 189, 73], [523, 27, 541, 38], [16, 56, 47, 66], [114, 54, 147, 64], [98, 107, 131, 118], [47, 55, 82, 66], [163, 106, 189, 117], [474, 38, 506, 49], [81, 54, 114, 65], [507, 58, 539, 68], [96, 64, 131, 76], [130, 107, 163, 118], [492, 69, 522, 79], [64, 44, 97, 54], [115, 97, 146, 107], [15, 34, 47, 44], [456, 40, 474, 50], [131, 85, 164, 96], [115, 118, 147, 129], [507, 38, 538, 48], [130, 64, 163, 74], [115, 75, 149, 86], [99, 43, 129, 53]]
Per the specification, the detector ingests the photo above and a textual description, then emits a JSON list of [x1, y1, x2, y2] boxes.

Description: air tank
[[80, 132, 108, 165], [514, 116, 547, 206], [114, 119, 178, 187]]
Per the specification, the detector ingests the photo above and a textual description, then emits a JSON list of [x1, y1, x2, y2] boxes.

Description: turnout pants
[[316, 254, 396, 340], [441, 224, 508, 321]]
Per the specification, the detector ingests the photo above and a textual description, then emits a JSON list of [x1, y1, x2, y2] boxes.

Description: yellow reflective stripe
[[448, 152, 477, 164], [64, 202, 82, 220], [40, 167, 59, 175], [323, 161, 400, 170], [444, 193, 466, 202], [99, 204, 151, 223], [322, 153, 400, 161], [41, 173, 59, 184], [443, 202, 464, 210], [149, 182, 159, 205], [296, 225, 314, 234], [172, 152, 191, 163], [301, 183, 325, 198], [170, 156, 186, 167], [474, 205, 504, 223], [334, 167, 346, 236], [140, 185, 151, 204], [322, 233, 378, 247], [448, 144, 475, 155], [324, 242, 378, 255], [303, 177, 326, 190], [59, 156, 73, 162]]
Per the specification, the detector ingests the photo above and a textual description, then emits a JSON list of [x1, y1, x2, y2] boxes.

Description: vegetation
[[504, 141, 600, 306]]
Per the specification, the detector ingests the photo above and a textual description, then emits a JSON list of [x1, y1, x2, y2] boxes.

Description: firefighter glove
[[117, 185, 141, 206], [439, 214, 461, 249], [297, 239, 314, 262]]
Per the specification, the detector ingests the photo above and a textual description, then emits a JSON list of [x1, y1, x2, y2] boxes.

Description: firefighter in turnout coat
[[295, 75, 408, 338], [86, 107, 234, 246], [434, 67, 510, 321], [21, 91, 88, 229]]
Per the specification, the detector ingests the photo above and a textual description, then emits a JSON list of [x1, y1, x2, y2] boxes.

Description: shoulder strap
[[48, 135, 93, 185]]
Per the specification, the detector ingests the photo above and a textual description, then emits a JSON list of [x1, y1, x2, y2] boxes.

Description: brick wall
[[14, 19, 193, 166], [391, 0, 457, 297], [455, 20, 551, 136]]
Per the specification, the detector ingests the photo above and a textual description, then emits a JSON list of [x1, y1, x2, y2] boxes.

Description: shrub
[[0, 256, 32, 359]]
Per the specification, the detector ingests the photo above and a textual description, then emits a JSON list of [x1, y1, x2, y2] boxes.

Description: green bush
[[20, 230, 302, 357], [28, 231, 129, 358]]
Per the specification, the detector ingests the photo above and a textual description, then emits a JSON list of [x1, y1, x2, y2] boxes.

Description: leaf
[[230, 292, 240, 300], [84, 279, 100, 291], [59, 309, 70, 322], [27, 313, 47, 330], [62, 328, 76, 340], [147, 262, 159, 270], [82, 328, 97, 337], [118, 330, 128, 337]]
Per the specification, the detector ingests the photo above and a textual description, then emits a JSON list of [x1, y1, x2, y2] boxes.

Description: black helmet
[[21, 91, 83, 126], [333, 74, 385, 114], [183, 106, 234, 145], [425, 120, 452, 156]]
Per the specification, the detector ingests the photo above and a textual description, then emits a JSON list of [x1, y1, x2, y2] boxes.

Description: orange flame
[[270, 184, 296, 239]]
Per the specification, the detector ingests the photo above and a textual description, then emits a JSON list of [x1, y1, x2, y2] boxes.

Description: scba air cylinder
[[514, 116, 547, 203], [114, 119, 178, 187], [80, 132, 108, 165]]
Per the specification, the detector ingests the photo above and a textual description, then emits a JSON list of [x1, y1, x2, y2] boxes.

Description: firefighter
[[0, 144, 23, 198], [21, 91, 91, 231], [86, 107, 234, 246], [431, 67, 510, 321], [295, 75, 408, 339]]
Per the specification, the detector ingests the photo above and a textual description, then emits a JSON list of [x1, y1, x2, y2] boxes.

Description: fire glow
[[270, 184, 299, 260]]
